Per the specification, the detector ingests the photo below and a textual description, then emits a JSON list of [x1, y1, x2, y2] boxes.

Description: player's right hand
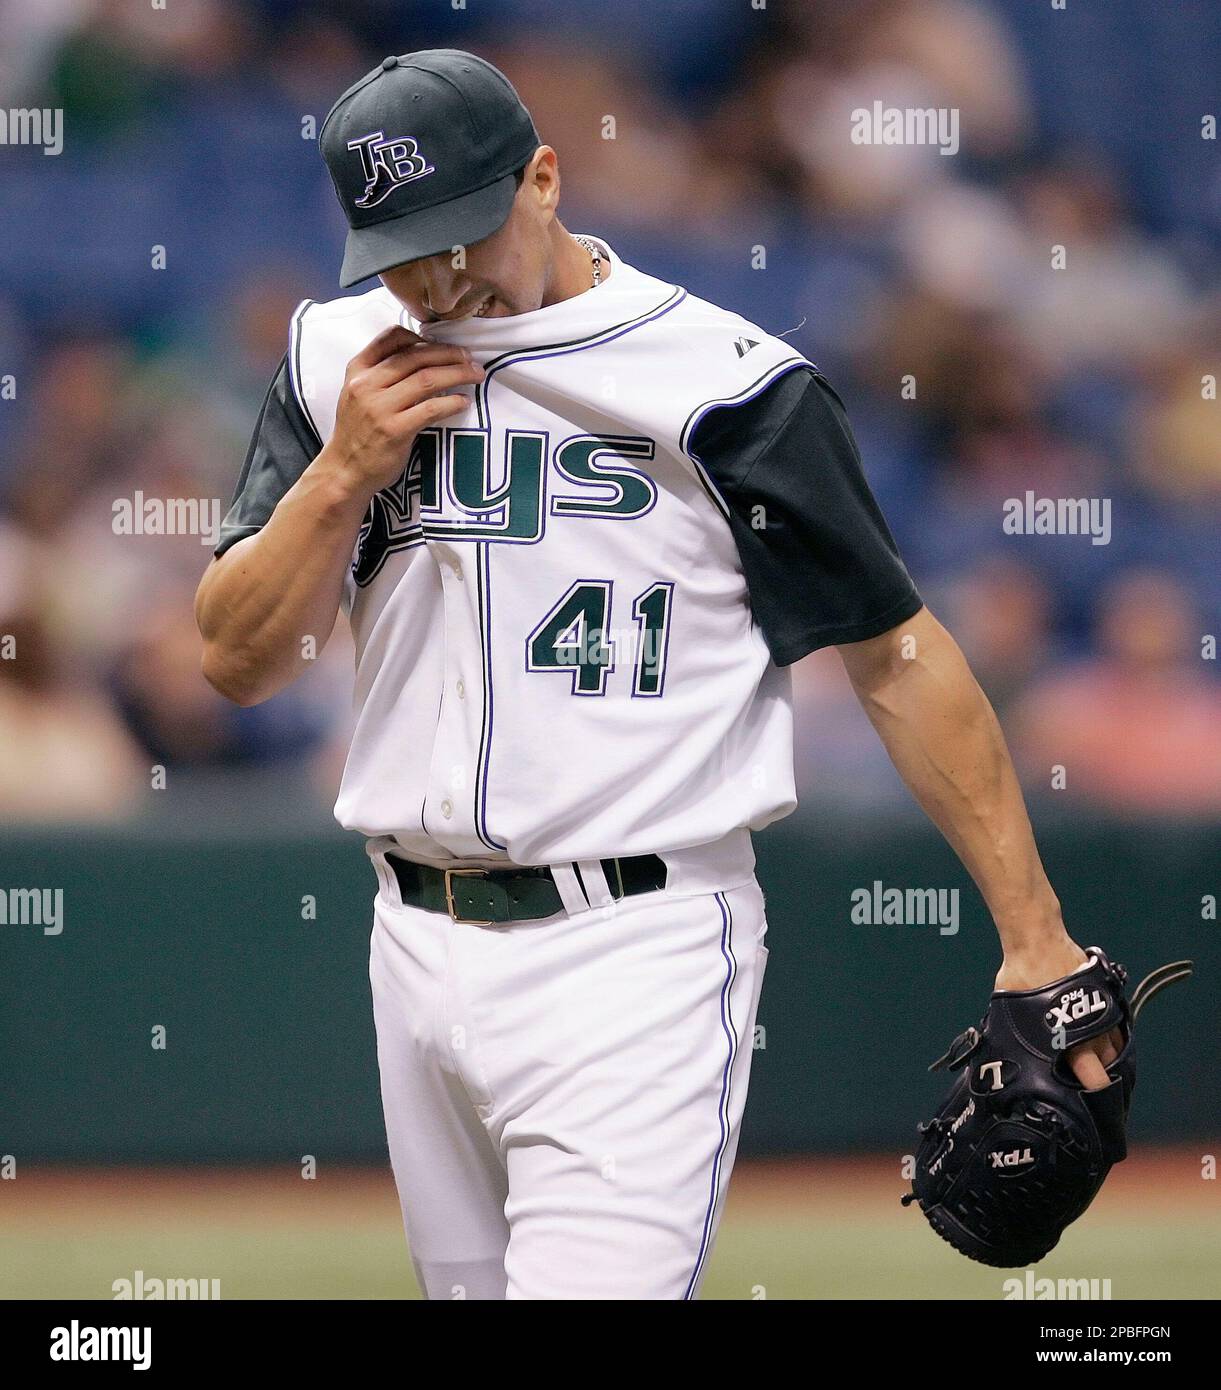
[[995, 935, 1123, 1090], [326, 324, 484, 494]]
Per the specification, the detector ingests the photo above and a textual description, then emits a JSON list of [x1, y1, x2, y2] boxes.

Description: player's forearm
[[196, 446, 372, 705], [839, 608, 1069, 960]]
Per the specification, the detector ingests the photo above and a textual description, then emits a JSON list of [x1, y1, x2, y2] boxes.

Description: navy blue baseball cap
[[320, 49, 541, 287]]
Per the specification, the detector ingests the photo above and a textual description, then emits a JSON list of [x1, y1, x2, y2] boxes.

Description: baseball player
[[196, 50, 1116, 1299]]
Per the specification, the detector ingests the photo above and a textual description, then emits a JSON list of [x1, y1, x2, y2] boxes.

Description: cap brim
[[338, 173, 519, 288]]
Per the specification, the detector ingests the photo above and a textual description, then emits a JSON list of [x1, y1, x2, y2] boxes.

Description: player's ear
[[523, 146, 560, 217]]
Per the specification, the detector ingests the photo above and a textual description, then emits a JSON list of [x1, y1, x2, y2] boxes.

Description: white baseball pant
[[367, 856, 768, 1300]]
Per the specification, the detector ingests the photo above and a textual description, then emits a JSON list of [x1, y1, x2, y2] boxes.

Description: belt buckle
[[445, 867, 493, 925]]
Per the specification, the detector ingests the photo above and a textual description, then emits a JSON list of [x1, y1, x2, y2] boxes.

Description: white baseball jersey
[[218, 239, 921, 869]]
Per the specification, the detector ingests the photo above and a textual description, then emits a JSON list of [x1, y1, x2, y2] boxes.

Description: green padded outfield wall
[[1, 810, 1216, 1161]]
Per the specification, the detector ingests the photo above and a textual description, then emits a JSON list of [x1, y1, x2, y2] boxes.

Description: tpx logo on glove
[[990, 1147, 1035, 1169], [1045, 987, 1107, 1031]]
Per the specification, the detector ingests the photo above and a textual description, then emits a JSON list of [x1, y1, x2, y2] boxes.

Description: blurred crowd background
[[0, 0, 1218, 825]]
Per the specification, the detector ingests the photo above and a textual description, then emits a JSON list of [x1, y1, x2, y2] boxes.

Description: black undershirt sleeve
[[688, 366, 923, 666], [214, 354, 322, 558]]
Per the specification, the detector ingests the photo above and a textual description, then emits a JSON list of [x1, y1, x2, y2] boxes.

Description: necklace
[[573, 235, 603, 286]]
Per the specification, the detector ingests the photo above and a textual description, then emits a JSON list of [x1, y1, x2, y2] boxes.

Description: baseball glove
[[902, 946, 1192, 1267]]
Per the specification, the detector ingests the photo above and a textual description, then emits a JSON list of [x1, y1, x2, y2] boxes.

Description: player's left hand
[[994, 935, 1125, 1090], [906, 944, 1190, 1266]]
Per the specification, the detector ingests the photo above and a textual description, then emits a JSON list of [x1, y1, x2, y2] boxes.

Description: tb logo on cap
[[347, 130, 435, 208]]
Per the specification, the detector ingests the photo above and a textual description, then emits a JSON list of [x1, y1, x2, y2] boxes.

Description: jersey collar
[[403, 239, 673, 353]]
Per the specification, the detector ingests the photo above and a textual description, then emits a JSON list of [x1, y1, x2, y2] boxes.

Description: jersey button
[[440, 799, 453, 819], [451, 560, 464, 581], [455, 679, 465, 700]]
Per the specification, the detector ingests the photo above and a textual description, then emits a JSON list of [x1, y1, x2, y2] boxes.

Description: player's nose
[[418, 259, 471, 319]]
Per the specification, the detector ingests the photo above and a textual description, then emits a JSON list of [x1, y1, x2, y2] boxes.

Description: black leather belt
[[388, 854, 667, 924]]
